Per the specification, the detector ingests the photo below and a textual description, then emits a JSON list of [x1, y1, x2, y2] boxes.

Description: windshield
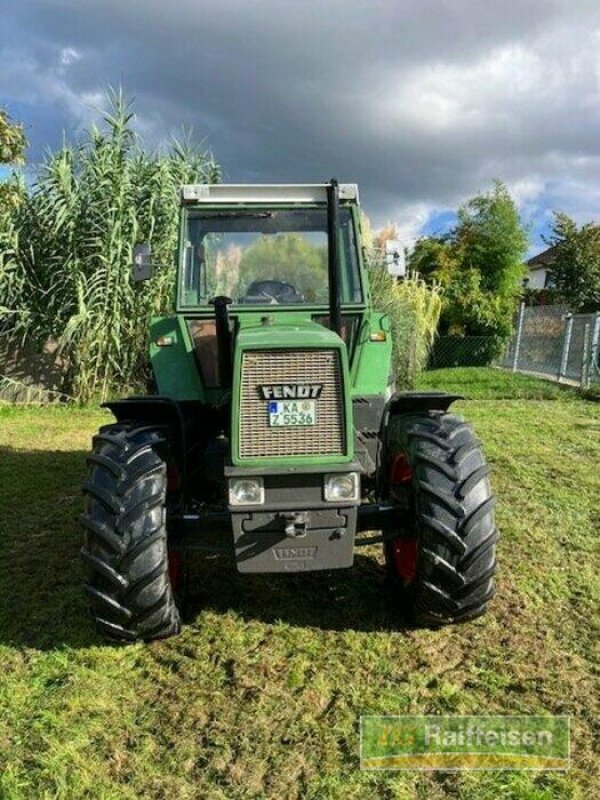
[[180, 207, 362, 306]]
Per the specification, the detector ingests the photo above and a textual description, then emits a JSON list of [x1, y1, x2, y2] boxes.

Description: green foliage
[[236, 233, 327, 301], [0, 110, 27, 325], [407, 235, 458, 285], [456, 180, 528, 295], [0, 89, 219, 402], [409, 181, 528, 364], [369, 265, 442, 387], [441, 268, 515, 361], [0, 173, 25, 321], [0, 108, 26, 165], [545, 212, 600, 311]]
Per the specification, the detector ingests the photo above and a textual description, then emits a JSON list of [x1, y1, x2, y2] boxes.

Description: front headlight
[[229, 477, 265, 506], [324, 472, 360, 502]]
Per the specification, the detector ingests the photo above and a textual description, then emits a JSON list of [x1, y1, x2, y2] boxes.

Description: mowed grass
[[0, 369, 598, 799]]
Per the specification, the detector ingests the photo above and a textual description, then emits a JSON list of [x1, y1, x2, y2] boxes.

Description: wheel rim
[[390, 537, 417, 582], [389, 452, 418, 583]]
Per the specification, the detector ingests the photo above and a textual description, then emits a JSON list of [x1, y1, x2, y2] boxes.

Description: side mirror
[[385, 239, 406, 278], [132, 243, 153, 282]]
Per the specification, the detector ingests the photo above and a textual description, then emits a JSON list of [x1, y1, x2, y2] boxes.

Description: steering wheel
[[242, 279, 304, 304]]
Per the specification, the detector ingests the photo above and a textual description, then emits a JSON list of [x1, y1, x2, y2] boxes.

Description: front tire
[[81, 422, 181, 642], [385, 412, 498, 625]]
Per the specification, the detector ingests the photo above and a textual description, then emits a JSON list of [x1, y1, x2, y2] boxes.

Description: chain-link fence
[[499, 305, 600, 386], [429, 305, 600, 387]]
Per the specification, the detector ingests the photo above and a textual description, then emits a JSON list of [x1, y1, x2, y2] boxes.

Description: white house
[[525, 246, 556, 290]]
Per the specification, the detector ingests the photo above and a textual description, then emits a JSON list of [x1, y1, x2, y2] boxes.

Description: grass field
[[0, 368, 598, 799]]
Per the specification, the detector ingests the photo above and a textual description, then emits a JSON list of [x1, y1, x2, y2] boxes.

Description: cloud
[[2, 0, 600, 244]]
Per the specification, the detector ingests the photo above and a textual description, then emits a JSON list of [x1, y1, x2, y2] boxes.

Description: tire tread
[[81, 422, 180, 642], [387, 411, 498, 625]]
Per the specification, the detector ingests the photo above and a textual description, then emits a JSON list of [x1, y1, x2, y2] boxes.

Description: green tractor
[[81, 180, 497, 641]]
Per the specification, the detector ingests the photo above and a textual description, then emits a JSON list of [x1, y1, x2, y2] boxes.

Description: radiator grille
[[239, 349, 346, 459]]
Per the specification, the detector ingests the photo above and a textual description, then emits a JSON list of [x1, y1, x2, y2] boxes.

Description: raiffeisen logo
[[360, 715, 570, 771], [259, 384, 323, 400]]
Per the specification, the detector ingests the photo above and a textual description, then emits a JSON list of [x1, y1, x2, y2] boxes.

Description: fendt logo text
[[273, 546, 318, 561], [260, 384, 323, 400]]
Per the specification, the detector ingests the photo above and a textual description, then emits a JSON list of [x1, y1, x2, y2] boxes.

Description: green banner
[[360, 715, 570, 771]]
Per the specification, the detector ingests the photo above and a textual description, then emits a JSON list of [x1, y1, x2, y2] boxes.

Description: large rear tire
[[384, 412, 497, 625], [81, 422, 181, 642]]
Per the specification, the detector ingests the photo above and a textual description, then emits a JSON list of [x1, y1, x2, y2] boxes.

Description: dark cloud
[[2, 0, 600, 241]]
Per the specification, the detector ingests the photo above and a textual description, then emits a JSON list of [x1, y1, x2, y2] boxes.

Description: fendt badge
[[260, 384, 323, 400]]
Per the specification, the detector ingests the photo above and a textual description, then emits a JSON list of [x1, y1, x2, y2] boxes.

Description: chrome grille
[[239, 349, 346, 459]]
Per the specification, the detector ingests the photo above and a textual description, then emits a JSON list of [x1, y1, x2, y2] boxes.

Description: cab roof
[[181, 183, 359, 205]]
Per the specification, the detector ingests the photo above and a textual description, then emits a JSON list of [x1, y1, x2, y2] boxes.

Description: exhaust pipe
[[327, 178, 343, 338], [209, 295, 233, 388]]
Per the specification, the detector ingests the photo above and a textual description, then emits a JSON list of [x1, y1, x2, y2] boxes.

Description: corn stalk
[[369, 263, 442, 387], [0, 89, 220, 402]]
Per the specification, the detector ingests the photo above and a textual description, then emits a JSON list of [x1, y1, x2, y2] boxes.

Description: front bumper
[[169, 463, 403, 573], [227, 462, 360, 573], [232, 506, 357, 572]]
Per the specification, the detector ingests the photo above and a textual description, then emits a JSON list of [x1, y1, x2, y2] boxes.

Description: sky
[[2, 0, 600, 254]]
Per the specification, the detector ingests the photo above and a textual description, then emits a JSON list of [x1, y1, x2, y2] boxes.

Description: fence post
[[558, 313, 573, 383], [512, 302, 525, 372], [590, 313, 600, 385], [581, 323, 591, 389]]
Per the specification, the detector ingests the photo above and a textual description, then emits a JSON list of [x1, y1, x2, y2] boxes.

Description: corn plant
[[1, 89, 220, 402], [369, 263, 442, 387], [0, 170, 26, 329]]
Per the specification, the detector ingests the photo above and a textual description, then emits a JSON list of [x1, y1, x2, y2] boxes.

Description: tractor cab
[[171, 182, 375, 398]]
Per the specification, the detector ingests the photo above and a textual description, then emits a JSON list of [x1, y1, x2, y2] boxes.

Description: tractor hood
[[230, 318, 354, 467], [235, 318, 346, 352]]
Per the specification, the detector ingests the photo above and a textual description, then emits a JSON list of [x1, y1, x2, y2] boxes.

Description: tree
[[455, 180, 527, 296], [0, 109, 26, 166], [545, 213, 600, 311], [0, 108, 26, 212], [409, 235, 458, 285], [408, 181, 528, 361]]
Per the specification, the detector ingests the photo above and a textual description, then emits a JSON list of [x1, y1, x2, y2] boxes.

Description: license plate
[[268, 400, 316, 427]]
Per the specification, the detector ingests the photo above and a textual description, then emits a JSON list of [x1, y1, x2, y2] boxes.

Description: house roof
[[527, 245, 558, 268]]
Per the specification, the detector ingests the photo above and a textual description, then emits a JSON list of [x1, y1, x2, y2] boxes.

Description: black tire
[[384, 412, 497, 625], [80, 422, 181, 642]]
